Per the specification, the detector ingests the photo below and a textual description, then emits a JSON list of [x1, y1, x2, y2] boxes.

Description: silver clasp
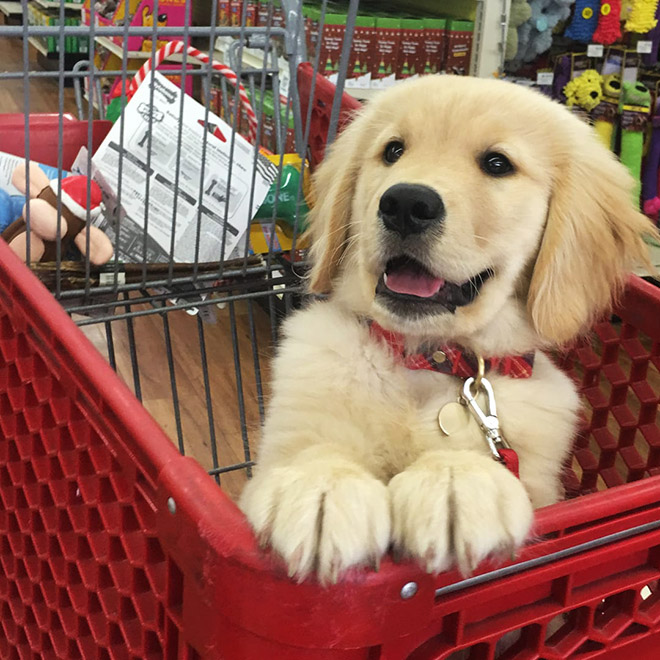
[[461, 375, 510, 462]]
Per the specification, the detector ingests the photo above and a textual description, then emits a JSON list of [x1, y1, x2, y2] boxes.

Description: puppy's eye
[[481, 152, 514, 177], [383, 141, 405, 165]]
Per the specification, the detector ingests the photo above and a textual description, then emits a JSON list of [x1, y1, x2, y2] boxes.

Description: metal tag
[[438, 401, 469, 436]]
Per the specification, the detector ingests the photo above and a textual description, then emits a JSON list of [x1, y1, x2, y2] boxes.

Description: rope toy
[[625, 0, 660, 32], [642, 106, 660, 218], [593, 73, 622, 148], [592, 0, 623, 43], [564, 69, 604, 111], [565, 0, 600, 42], [618, 80, 651, 202]]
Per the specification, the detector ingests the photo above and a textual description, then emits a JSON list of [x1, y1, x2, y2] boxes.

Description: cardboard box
[[229, 1, 257, 27], [372, 16, 400, 88], [396, 18, 425, 80], [218, 0, 230, 25], [318, 13, 346, 82], [445, 20, 474, 76], [422, 18, 446, 74], [346, 16, 375, 88], [258, 0, 285, 28], [303, 6, 318, 60]]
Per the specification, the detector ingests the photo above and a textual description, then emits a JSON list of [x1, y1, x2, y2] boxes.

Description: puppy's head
[[307, 76, 656, 348]]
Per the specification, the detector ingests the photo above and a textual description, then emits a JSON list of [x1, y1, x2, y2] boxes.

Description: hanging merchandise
[[564, 0, 600, 41], [625, 0, 660, 32], [640, 4, 660, 64], [618, 80, 651, 200], [563, 68, 604, 110], [642, 104, 660, 217], [509, 0, 575, 66], [506, 0, 532, 60], [592, 0, 623, 43], [592, 73, 622, 147]]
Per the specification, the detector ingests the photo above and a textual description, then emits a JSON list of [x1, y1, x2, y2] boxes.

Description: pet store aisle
[[0, 34, 79, 115]]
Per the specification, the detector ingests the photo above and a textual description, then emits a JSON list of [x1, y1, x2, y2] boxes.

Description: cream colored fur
[[240, 76, 657, 584]]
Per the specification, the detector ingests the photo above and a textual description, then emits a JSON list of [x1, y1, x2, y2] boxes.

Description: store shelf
[[213, 35, 273, 71], [27, 35, 49, 57], [94, 35, 151, 60], [94, 35, 187, 62], [471, 0, 512, 78], [0, 1, 21, 17], [32, 0, 84, 9]]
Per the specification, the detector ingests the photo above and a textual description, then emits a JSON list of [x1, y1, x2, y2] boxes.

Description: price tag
[[587, 44, 604, 57], [536, 72, 554, 85], [637, 40, 653, 54]]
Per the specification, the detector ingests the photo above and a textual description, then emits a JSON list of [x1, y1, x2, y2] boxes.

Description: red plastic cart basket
[[0, 233, 660, 659], [0, 115, 112, 171]]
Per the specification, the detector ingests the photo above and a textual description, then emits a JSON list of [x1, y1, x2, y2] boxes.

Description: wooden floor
[[0, 35, 80, 116], [77, 298, 274, 501]]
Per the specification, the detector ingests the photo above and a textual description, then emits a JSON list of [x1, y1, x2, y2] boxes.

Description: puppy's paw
[[239, 460, 391, 584], [389, 451, 533, 575]]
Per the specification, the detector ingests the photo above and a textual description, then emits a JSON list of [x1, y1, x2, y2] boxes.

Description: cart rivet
[[400, 582, 418, 599], [167, 497, 176, 514]]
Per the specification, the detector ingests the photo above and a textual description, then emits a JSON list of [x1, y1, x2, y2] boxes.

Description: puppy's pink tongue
[[384, 270, 444, 298]]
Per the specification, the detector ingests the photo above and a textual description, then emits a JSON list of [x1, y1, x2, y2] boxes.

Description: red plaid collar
[[369, 321, 534, 379]]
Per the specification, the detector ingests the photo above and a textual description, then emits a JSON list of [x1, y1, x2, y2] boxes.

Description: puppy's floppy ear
[[306, 112, 366, 295], [528, 122, 658, 345]]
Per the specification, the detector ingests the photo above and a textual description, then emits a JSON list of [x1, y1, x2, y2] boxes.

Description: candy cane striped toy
[[128, 41, 258, 144]]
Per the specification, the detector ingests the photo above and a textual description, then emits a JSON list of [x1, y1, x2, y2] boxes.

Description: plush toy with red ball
[[2, 162, 113, 265]]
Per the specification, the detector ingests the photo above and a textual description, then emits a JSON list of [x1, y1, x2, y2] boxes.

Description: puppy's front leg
[[389, 449, 533, 575], [240, 442, 390, 584]]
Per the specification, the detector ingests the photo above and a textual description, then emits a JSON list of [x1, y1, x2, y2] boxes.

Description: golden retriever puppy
[[240, 75, 656, 584]]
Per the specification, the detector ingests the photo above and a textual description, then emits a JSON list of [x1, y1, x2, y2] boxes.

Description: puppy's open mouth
[[376, 255, 493, 315]]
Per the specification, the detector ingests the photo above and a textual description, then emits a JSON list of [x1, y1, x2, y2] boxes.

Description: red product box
[[257, 0, 285, 29], [218, 0, 230, 26], [346, 16, 375, 89], [445, 20, 474, 76], [318, 13, 346, 81], [396, 18, 425, 80], [422, 18, 446, 74], [371, 17, 400, 88], [305, 7, 320, 61]]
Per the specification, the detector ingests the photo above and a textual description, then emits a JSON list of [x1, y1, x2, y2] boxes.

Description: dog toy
[[0, 157, 71, 232], [618, 81, 651, 202], [565, 0, 600, 41], [642, 116, 660, 217], [625, 0, 659, 31], [592, 73, 622, 148], [508, 0, 574, 67], [592, 0, 623, 43], [640, 2, 660, 64], [642, 97, 660, 217], [2, 162, 113, 264], [506, 0, 533, 60], [564, 69, 604, 111]]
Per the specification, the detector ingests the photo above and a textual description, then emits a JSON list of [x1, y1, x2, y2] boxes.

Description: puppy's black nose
[[379, 184, 444, 237]]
